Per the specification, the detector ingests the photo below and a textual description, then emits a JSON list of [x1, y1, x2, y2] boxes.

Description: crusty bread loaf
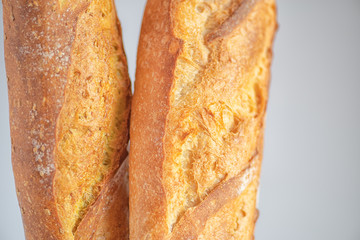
[[130, 0, 277, 239], [3, 0, 131, 239]]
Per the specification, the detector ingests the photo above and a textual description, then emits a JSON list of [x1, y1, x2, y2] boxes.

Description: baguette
[[130, 0, 277, 239], [3, 0, 131, 239]]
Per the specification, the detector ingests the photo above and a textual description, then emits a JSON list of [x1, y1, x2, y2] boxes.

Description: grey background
[[1, 0, 359, 239]]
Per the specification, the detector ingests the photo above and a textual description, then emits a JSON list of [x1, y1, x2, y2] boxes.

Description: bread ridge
[[130, 0, 277, 239], [3, 0, 130, 239], [130, 0, 182, 238], [75, 158, 130, 240]]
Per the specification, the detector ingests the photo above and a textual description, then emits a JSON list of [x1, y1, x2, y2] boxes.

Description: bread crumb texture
[[163, 0, 276, 237], [54, 0, 130, 238]]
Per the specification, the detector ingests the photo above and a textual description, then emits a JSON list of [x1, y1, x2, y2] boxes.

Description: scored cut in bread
[[3, 0, 131, 239], [130, 0, 277, 239]]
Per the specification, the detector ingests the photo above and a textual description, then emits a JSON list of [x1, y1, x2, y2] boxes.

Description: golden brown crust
[[131, 0, 277, 239], [75, 158, 129, 240], [3, 0, 130, 239], [129, 0, 183, 238], [168, 152, 261, 239], [205, 0, 262, 43]]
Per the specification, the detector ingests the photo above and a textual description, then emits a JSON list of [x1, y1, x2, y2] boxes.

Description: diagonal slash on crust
[[168, 151, 260, 240], [205, 0, 262, 43]]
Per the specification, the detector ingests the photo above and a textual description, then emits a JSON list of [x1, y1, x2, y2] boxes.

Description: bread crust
[[129, 0, 183, 238], [75, 158, 129, 240], [3, 0, 130, 239], [130, 0, 277, 239]]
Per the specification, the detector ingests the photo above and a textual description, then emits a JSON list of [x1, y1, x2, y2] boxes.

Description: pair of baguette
[[3, 0, 277, 239]]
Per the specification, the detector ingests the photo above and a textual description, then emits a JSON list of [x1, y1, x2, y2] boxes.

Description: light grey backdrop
[[1, 0, 359, 239]]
